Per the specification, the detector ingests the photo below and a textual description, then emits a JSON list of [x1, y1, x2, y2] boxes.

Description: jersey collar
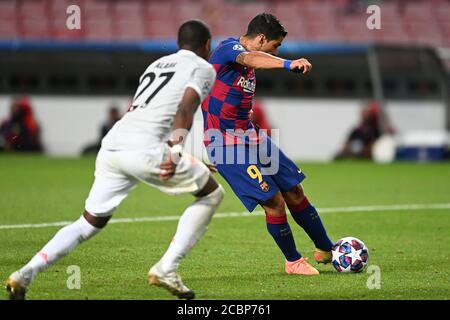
[[177, 49, 197, 57]]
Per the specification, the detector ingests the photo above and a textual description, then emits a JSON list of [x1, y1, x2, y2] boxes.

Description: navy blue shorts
[[207, 136, 305, 212]]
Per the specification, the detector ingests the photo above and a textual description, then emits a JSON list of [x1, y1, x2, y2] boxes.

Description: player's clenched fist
[[160, 157, 176, 181], [290, 58, 312, 74]]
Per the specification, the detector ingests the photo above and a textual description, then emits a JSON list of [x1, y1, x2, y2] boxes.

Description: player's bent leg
[[261, 193, 319, 276], [6, 211, 108, 300], [6, 150, 137, 300], [149, 175, 224, 300], [83, 210, 111, 228], [283, 184, 333, 264]]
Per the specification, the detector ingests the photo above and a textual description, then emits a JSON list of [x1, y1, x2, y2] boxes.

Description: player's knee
[[262, 193, 286, 217], [289, 184, 305, 198], [283, 184, 306, 207], [196, 183, 225, 207], [208, 184, 225, 206], [196, 176, 224, 205], [83, 210, 111, 229]]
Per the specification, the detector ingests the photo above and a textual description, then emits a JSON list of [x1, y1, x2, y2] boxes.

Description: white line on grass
[[0, 203, 449, 231]]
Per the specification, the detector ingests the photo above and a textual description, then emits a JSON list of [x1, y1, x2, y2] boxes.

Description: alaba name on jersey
[[102, 49, 216, 150], [201, 38, 259, 145]]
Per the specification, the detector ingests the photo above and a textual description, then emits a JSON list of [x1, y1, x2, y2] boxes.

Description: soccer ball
[[331, 237, 369, 273]]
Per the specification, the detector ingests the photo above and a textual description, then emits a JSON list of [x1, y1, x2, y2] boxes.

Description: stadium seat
[[405, 20, 445, 47], [0, 18, 19, 39], [283, 19, 309, 40], [440, 21, 450, 46], [433, 1, 450, 46], [114, 0, 142, 19], [84, 19, 114, 41], [113, 0, 144, 40], [0, 0, 17, 19], [374, 22, 410, 45], [0, 0, 18, 39], [21, 19, 51, 40], [307, 18, 342, 43], [433, 1, 450, 24], [377, 2, 400, 24], [115, 20, 145, 41], [303, 2, 336, 22], [272, 1, 300, 22], [176, 1, 204, 22], [403, 2, 435, 23], [83, 0, 111, 16], [271, 1, 306, 39], [213, 18, 248, 38], [0, 0, 447, 46], [339, 14, 375, 43], [82, 0, 113, 40], [144, 19, 178, 39], [17, 0, 51, 39], [235, 1, 269, 22], [145, 2, 175, 21], [302, 2, 343, 42]]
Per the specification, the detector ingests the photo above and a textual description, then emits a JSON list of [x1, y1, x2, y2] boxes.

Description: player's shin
[[19, 215, 101, 285], [266, 214, 302, 262], [157, 185, 224, 274], [288, 197, 333, 252]]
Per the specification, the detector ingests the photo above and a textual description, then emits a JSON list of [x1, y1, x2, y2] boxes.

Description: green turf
[[0, 154, 449, 300]]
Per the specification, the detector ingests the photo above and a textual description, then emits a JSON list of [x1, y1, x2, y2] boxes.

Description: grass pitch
[[0, 155, 449, 300]]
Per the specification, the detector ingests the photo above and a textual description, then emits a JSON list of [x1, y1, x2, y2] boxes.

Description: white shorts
[[85, 143, 210, 217]]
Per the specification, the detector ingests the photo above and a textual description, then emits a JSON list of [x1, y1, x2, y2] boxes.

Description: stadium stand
[[0, 0, 447, 47]]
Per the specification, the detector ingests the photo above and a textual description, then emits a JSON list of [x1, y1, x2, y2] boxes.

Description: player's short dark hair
[[177, 20, 211, 50], [245, 13, 287, 40]]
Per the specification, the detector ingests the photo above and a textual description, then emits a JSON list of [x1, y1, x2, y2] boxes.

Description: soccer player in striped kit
[[202, 13, 334, 276]]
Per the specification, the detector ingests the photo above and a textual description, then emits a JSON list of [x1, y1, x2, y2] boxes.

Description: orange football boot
[[314, 248, 332, 264], [285, 257, 320, 276]]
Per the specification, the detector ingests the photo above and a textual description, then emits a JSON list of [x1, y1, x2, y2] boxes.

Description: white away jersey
[[102, 49, 216, 150]]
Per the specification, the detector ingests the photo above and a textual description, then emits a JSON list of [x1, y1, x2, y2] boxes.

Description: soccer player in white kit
[[6, 20, 224, 300]]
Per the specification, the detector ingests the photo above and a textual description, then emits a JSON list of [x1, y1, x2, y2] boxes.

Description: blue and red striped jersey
[[202, 38, 260, 145]]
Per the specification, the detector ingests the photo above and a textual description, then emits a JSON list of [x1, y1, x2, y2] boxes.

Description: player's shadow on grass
[[189, 271, 286, 282], [315, 270, 340, 275], [189, 268, 363, 285], [189, 270, 345, 282]]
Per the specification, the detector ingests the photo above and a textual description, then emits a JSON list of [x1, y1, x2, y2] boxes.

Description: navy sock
[[266, 215, 301, 262], [288, 197, 333, 251]]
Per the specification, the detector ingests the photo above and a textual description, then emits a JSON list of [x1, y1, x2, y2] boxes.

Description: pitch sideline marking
[[0, 203, 449, 230]]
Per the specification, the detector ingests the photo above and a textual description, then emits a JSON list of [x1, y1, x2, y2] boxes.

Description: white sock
[[20, 215, 101, 285], [158, 185, 224, 274]]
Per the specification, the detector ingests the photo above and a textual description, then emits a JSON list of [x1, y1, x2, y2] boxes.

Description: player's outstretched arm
[[236, 51, 312, 74]]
